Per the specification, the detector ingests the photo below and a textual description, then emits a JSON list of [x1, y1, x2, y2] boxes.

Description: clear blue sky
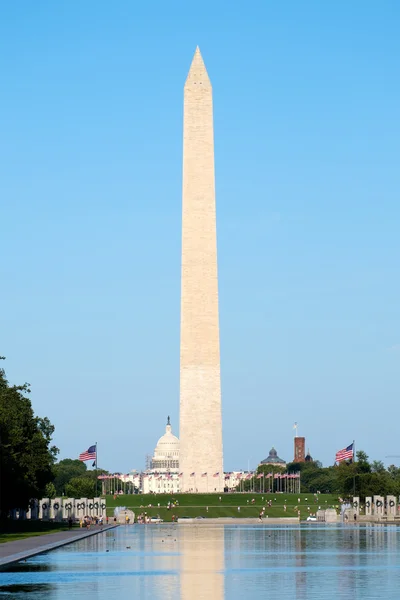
[[1, 1, 399, 473]]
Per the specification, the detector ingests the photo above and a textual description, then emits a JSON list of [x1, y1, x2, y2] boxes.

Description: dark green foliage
[[65, 476, 96, 498], [53, 459, 87, 495], [53, 458, 108, 496], [0, 359, 58, 516], [45, 482, 57, 499], [284, 450, 400, 499]]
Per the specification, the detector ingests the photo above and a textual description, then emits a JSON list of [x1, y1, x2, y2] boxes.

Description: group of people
[[136, 513, 156, 524], [79, 515, 104, 529]]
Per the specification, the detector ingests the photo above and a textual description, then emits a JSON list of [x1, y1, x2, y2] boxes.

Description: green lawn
[[0, 521, 75, 544], [106, 493, 340, 521]]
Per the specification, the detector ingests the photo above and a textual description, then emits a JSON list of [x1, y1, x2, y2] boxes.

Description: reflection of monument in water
[[179, 526, 224, 600], [179, 47, 223, 493]]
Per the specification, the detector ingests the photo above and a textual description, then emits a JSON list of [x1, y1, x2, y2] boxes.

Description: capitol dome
[[151, 417, 180, 471]]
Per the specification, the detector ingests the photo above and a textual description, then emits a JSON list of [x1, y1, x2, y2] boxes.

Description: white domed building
[[151, 417, 180, 471], [142, 417, 181, 494]]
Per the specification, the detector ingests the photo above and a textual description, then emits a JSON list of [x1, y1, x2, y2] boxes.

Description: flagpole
[[95, 442, 98, 497], [353, 439, 356, 496]]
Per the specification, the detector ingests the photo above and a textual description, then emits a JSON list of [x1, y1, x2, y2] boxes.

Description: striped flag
[[213, 472, 220, 478], [335, 443, 354, 463], [201, 472, 207, 477], [179, 473, 183, 478], [79, 445, 96, 462], [190, 472, 195, 477], [257, 473, 264, 479]]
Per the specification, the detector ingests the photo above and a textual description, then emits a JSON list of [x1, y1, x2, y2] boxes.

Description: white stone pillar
[[52, 498, 62, 521], [62, 498, 74, 520], [40, 498, 50, 520], [352, 496, 360, 516], [93, 498, 101, 518], [28, 499, 38, 520], [373, 495, 384, 516], [387, 495, 396, 516], [75, 498, 86, 521], [365, 496, 372, 516], [99, 498, 107, 518]]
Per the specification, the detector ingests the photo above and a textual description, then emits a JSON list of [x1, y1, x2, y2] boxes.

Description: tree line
[[238, 453, 400, 498]]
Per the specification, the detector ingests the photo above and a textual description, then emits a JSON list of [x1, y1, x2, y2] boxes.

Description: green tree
[[356, 451, 371, 473], [65, 477, 96, 498], [53, 458, 108, 496], [371, 460, 385, 474], [53, 459, 87, 495], [45, 482, 57, 499], [0, 359, 58, 516]]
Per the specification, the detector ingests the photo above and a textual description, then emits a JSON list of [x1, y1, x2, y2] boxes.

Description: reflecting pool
[[1, 524, 400, 599]]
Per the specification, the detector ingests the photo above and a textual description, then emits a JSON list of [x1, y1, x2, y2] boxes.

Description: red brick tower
[[294, 437, 306, 463]]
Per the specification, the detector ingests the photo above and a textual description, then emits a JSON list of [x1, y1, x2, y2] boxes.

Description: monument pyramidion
[[179, 47, 223, 493]]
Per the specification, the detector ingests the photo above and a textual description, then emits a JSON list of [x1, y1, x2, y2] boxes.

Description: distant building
[[142, 417, 180, 494], [294, 437, 306, 463], [260, 447, 286, 468], [305, 449, 313, 462], [224, 471, 247, 491], [150, 416, 180, 471]]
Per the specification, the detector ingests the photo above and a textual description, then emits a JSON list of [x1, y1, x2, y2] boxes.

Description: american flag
[[266, 472, 273, 478], [190, 472, 195, 477], [257, 473, 264, 479], [79, 445, 96, 462], [274, 473, 280, 479], [213, 472, 220, 478], [201, 472, 207, 477], [179, 473, 183, 478], [335, 443, 354, 463]]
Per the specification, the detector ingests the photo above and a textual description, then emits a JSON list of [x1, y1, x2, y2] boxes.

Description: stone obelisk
[[179, 47, 223, 493]]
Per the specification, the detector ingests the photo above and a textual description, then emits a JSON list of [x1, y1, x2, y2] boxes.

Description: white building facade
[[142, 417, 181, 494]]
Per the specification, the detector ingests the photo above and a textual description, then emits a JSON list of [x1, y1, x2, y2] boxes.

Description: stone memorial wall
[[31, 497, 107, 520]]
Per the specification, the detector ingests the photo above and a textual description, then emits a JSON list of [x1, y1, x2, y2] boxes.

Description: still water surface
[[1, 524, 400, 599]]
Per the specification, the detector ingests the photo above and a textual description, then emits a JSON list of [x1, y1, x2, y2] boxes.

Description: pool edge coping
[[0, 525, 119, 569]]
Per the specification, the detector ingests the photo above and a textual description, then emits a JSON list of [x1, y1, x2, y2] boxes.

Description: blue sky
[[1, 1, 399, 473]]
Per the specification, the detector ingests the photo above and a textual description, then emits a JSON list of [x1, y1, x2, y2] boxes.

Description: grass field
[[105, 493, 340, 522], [0, 521, 75, 544]]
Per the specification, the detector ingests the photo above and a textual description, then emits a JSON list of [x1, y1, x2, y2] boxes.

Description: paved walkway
[[0, 525, 118, 568]]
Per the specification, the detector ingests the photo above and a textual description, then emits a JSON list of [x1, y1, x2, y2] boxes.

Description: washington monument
[[179, 47, 223, 493]]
